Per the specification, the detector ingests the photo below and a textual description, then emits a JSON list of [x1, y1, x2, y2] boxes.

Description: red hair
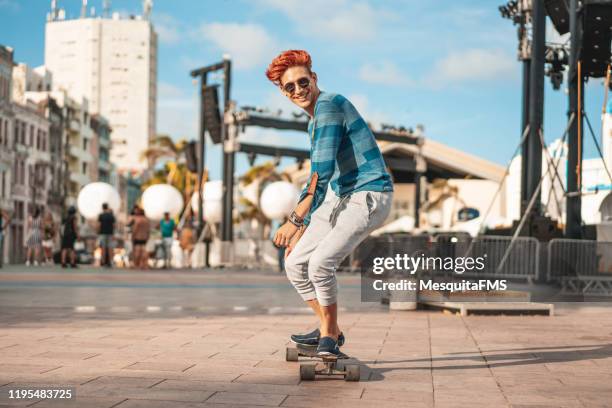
[[265, 50, 312, 85]]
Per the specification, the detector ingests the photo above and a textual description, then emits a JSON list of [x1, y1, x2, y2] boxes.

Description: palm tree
[[140, 135, 189, 169]]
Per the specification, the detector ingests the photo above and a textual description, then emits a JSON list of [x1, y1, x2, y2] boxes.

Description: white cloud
[[358, 61, 413, 87], [261, 0, 395, 42], [425, 48, 516, 86], [196, 22, 279, 70], [153, 13, 181, 45]]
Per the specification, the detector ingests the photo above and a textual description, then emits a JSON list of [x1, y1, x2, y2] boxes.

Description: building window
[[0, 118, 3, 145], [14, 120, 19, 145], [82, 162, 88, 174], [3, 120, 7, 146], [83, 138, 88, 151], [29, 125, 34, 146], [42, 131, 46, 151], [21, 122, 25, 144]]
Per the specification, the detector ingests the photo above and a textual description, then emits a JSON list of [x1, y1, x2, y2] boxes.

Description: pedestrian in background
[[159, 211, 175, 268], [179, 214, 195, 268], [25, 207, 43, 266], [98, 203, 116, 267], [61, 206, 79, 268], [42, 211, 56, 265], [0, 209, 10, 268], [130, 206, 150, 269]]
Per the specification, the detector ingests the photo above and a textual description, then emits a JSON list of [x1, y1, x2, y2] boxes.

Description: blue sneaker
[[291, 329, 345, 347], [291, 328, 320, 346], [316, 336, 341, 357]]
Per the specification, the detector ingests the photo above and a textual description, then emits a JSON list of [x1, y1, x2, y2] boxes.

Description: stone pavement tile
[[363, 379, 433, 393], [123, 362, 195, 372], [83, 376, 165, 388], [505, 393, 584, 407], [179, 371, 242, 383], [76, 384, 214, 402], [183, 362, 246, 374], [209, 352, 277, 362], [28, 396, 127, 407], [184, 360, 249, 372], [110, 399, 207, 408], [434, 375, 499, 390], [232, 373, 299, 386], [153, 379, 364, 398], [361, 388, 433, 404], [282, 395, 427, 408], [206, 391, 286, 406], [33, 351, 100, 360], [434, 394, 507, 407], [100, 334, 157, 341], [0, 364, 61, 375]]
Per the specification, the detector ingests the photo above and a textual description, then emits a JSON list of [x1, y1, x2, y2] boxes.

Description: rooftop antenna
[[50, 0, 58, 21], [143, 0, 152, 20], [103, 0, 111, 18], [80, 0, 87, 18]]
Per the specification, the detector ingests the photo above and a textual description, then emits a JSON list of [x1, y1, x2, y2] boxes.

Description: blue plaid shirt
[[298, 92, 393, 225]]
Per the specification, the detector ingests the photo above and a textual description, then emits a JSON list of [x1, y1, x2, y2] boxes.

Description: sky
[[0, 0, 609, 181]]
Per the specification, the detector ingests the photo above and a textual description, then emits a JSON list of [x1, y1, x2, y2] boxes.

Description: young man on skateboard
[[266, 50, 394, 357]]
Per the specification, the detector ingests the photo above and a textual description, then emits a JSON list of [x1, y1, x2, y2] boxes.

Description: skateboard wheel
[[286, 347, 299, 362], [300, 364, 316, 381], [345, 364, 360, 381]]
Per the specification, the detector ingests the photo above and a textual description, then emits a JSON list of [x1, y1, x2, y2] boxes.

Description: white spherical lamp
[[260, 181, 299, 220], [190, 180, 223, 223], [141, 184, 184, 220], [77, 182, 120, 220]]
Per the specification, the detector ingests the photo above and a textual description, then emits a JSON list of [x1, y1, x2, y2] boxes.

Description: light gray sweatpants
[[285, 190, 393, 306]]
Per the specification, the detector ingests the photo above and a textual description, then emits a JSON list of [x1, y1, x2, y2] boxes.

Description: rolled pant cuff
[[299, 292, 317, 302], [317, 297, 337, 307]]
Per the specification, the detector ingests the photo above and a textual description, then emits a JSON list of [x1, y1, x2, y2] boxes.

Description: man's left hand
[[273, 222, 299, 247]]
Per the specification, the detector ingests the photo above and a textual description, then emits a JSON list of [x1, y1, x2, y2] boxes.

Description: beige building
[[0, 45, 14, 266], [44, 4, 157, 172]]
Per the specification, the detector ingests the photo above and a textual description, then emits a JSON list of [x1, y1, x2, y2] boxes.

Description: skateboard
[[286, 344, 360, 381]]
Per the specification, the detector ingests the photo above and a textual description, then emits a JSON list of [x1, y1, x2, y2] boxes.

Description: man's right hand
[[285, 225, 306, 259]]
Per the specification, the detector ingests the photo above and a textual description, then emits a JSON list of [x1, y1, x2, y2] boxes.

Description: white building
[[507, 138, 612, 227], [603, 99, 612, 175], [44, 1, 157, 172]]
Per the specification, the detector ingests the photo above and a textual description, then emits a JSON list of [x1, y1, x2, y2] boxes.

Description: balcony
[[69, 145, 93, 163], [69, 171, 91, 188], [69, 118, 81, 132]]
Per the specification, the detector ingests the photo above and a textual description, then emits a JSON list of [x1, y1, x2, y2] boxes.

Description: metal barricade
[[459, 235, 540, 281], [547, 239, 612, 294]]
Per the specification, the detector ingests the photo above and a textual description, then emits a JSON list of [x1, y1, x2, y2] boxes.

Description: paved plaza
[[0, 266, 611, 407]]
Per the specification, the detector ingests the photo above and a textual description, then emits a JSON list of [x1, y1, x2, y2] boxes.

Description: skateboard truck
[[286, 346, 360, 382]]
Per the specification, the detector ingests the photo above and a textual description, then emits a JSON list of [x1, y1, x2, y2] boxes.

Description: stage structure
[[500, 0, 612, 240]]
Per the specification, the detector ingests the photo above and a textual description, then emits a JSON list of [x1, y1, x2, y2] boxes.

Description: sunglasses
[[282, 77, 310, 95]]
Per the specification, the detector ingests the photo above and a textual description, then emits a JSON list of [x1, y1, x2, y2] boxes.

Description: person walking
[[179, 214, 195, 268], [130, 206, 150, 269], [61, 206, 79, 268], [0, 209, 10, 268], [97, 203, 116, 267], [159, 212, 176, 268], [25, 207, 43, 266], [42, 211, 56, 265]]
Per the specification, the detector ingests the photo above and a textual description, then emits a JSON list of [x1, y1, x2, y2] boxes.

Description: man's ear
[[311, 72, 317, 84]]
